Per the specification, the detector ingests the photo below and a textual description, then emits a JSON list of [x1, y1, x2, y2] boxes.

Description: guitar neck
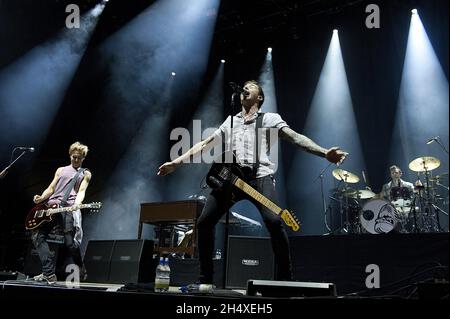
[[234, 178, 282, 215], [46, 204, 82, 215]]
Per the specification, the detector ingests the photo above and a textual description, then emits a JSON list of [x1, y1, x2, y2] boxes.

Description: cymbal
[[408, 156, 440, 172], [332, 168, 360, 184], [344, 189, 376, 199]]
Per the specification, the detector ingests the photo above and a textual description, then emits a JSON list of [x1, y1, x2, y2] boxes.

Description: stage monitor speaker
[[226, 236, 274, 289], [108, 239, 154, 284], [0, 271, 26, 281], [83, 240, 115, 283], [247, 279, 337, 298]]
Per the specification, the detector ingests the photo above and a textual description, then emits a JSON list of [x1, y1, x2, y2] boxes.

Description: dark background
[[0, 0, 448, 271]]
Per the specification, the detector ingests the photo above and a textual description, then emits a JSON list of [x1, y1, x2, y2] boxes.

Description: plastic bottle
[[163, 257, 171, 292], [154, 257, 166, 292]]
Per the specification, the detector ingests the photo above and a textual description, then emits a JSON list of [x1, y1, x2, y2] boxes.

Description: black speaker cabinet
[[83, 240, 115, 283], [84, 239, 154, 284], [108, 239, 154, 284], [226, 236, 274, 289]]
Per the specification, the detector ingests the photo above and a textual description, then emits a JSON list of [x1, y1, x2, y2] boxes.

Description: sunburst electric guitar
[[206, 152, 300, 232], [25, 202, 102, 230]]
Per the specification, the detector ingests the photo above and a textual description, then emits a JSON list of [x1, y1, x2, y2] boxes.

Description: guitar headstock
[[87, 202, 102, 213], [281, 210, 301, 232]]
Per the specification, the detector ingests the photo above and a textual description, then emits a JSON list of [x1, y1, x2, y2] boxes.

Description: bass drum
[[360, 199, 400, 234]]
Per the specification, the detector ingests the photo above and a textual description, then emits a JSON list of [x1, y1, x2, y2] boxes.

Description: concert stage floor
[[0, 279, 447, 319], [1, 233, 448, 314]]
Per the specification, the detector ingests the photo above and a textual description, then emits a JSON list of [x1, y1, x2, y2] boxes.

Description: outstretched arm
[[157, 134, 218, 176], [280, 127, 348, 165]]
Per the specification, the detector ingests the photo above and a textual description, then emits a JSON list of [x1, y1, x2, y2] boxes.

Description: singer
[[31, 141, 92, 283], [157, 80, 348, 286]]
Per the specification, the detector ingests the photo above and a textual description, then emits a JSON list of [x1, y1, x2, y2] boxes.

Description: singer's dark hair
[[244, 80, 265, 108]]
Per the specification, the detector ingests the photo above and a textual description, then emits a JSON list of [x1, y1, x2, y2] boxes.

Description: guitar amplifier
[[108, 239, 154, 284], [83, 240, 115, 283], [226, 236, 274, 289], [84, 239, 154, 284]]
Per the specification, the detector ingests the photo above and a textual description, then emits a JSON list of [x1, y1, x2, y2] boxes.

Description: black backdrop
[[0, 0, 448, 270]]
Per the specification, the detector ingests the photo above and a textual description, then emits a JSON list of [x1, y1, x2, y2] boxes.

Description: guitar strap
[[60, 168, 85, 207], [252, 113, 265, 179], [217, 112, 264, 179]]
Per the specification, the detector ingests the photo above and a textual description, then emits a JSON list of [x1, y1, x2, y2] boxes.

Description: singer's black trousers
[[197, 174, 293, 284]]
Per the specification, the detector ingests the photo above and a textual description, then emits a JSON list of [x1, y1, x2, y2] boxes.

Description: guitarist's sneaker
[[33, 273, 57, 284]]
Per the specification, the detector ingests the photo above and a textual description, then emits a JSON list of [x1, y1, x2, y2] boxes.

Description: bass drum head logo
[[360, 199, 398, 234]]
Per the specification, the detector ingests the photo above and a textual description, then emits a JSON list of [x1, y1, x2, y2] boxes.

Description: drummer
[[380, 165, 415, 201]]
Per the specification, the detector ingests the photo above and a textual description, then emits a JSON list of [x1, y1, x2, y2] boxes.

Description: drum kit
[[328, 156, 448, 235]]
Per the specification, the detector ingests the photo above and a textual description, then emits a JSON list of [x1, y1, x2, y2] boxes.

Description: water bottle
[[163, 257, 171, 291], [154, 257, 167, 292]]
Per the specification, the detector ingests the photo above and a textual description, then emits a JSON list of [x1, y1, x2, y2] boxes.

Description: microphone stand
[[314, 163, 333, 234], [222, 91, 239, 289], [0, 149, 28, 180], [434, 137, 449, 155]]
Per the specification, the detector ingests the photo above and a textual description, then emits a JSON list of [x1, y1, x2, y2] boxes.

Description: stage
[[1, 233, 448, 307]]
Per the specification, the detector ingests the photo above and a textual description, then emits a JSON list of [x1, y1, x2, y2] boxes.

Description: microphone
[[229, 82, 245, 94], [426, 136, 439, 145], [17, 147, 35, 152]]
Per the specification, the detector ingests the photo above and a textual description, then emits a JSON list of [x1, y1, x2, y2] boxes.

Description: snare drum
[[360, 199, 399, 234]]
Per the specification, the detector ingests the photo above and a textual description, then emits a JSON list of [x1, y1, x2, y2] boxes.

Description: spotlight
[[102, 0, 109, 3], [171, 72, 176, 76], [411, 9, 418, 15], [333, 29, 338, 34], [267, 47, 272, 53], [220, 59, 225, 63]]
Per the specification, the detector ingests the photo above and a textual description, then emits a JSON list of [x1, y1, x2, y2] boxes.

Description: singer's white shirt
[[213, 111, 288, 178]]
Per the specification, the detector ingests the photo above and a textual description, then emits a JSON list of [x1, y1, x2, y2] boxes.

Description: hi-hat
[[332, 168, 360, 184], [408, 156, 440, 172]]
